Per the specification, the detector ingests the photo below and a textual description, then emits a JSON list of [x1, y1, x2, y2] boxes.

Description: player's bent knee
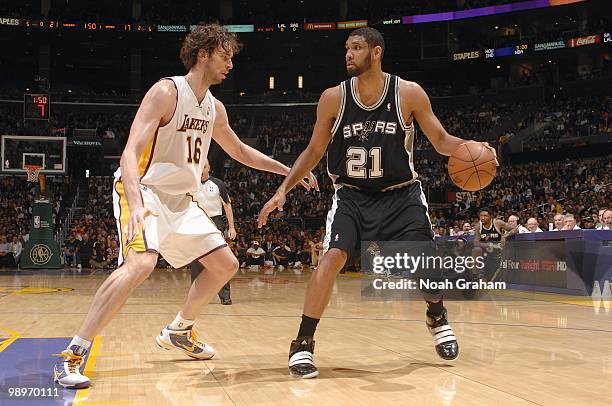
[[227, 256, 239, 273], [125, 250, 157, 279], [317, 248, 347, 276]]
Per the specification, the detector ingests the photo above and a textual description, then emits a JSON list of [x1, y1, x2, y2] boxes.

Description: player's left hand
[[228, 227, 237, 240], [257, 191, 286, 228], [299, 172, 319, 191], [481, 142, 499, 167]]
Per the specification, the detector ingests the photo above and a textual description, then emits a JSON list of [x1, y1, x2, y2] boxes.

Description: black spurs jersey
[[479, 221, 502, 242], [327, 73, 418, 192]]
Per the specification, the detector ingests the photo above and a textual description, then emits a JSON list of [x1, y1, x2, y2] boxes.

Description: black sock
[[297, 314, 319, 338], [426, 300, 444, 316]]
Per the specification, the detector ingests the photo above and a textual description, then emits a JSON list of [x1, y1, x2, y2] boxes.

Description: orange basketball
[[448, 141, 497, 191]]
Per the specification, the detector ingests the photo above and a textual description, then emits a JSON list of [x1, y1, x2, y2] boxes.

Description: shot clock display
[[24, 94, 50, 120]]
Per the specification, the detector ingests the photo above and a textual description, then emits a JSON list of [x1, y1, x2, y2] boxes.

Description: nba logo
[[334, 234, 339, 241], [387, 102, 391, 112], [34, 216, 41, 228]]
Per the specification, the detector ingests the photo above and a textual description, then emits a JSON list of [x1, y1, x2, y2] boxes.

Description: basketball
[[448, 141, 497, 191]]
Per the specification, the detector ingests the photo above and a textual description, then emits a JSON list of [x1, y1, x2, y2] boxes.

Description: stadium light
[[269, 76, 275, 90], [298, 75, 303, 89]]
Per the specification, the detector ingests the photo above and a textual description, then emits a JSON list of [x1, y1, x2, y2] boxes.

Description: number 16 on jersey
[[186, 136, 202, 164]]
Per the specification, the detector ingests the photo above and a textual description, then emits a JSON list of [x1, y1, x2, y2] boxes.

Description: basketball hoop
[[24, 165, 42, 182]]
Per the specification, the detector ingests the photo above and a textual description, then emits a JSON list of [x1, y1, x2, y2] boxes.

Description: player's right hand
[[257, 191, 286, 228], [299, 172, 319, 192], [127, 206, 157, 242]]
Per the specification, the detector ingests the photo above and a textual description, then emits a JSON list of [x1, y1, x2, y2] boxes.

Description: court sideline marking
[[73, 335, 102, 405]]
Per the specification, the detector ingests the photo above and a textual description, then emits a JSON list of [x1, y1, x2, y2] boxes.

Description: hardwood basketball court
[[0, 268, 610, 405]]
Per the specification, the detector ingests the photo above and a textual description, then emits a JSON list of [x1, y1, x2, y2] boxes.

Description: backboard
[[1, 135, 67, 175]]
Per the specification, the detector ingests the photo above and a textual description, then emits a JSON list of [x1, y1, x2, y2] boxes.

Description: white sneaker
[[155, 326, 215, 359], [53, 346, 91, 389]]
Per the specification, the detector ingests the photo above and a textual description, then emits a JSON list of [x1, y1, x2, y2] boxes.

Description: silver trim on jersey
[[394, 76, 411, 131], [330, 82, 347, 137], [322, 189, 340, 255], [394, 76, 419, 183], [350, 73, 390, 111], [416, 180, 435, 240], [403, 125, 418, 182]]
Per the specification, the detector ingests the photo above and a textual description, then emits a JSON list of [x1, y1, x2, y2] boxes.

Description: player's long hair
[[180, 23, 242, 71]]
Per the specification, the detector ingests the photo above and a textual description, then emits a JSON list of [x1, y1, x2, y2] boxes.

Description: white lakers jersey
[[114, 76, 216, 195]]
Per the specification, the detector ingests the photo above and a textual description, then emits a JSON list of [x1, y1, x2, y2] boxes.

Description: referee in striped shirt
[[192, 159, 236, 305]]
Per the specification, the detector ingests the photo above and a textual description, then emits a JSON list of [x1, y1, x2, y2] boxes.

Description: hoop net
[[24, 165, 42, 182]]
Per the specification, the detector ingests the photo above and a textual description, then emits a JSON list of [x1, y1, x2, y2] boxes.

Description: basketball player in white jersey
[[258, 27, 498, 378], [54, 24, 316, 388]]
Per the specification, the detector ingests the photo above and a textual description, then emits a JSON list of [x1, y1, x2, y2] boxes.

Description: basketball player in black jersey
[[258, 27, 498, 379], [472, 207, 517, 282]]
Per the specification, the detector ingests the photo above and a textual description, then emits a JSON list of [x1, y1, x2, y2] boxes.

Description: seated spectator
[[508, 215, 529, 234], [0, 235, 16, 267], [246, 241, 265, 266], [601, 209, 612, 230], [552, 213, 565, 231], [595, 207, 608, 230], [562, 214, 581, 230], [272, 238, 292, 270], [108, 240, 120, 268], [79, 234, 94, 269], [526, 218, 543, 233], [64, 232, 81, 267], [455, 222, 474, 236], [90, 241, 110, 269], [10, 236, 23, 265]]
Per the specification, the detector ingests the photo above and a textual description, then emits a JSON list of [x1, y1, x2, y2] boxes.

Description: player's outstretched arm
[[401, 80, 497, 163], [212, 99, 316, 191], [120, 80, 175, 240], [495, 219, 518, 246], [400, 80, 465, 156], [212, 99, 290, 175], [257, 86, 340, 227]]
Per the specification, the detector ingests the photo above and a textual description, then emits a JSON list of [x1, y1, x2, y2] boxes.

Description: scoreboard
[[484, 44, 528, 58]]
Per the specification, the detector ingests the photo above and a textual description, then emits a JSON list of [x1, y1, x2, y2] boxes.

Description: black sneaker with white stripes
[[426, 308, 459, 361], [288, 336, 319, 379]]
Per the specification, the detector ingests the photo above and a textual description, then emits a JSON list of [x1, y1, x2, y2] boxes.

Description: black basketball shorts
[[323, 181, 435, 260]]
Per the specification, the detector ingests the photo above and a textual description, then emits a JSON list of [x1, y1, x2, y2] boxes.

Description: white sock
[[69, 336, 91, 353], [169, 311, 195, 330]]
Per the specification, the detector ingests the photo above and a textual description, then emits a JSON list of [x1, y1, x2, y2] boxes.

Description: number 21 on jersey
[[346, 147, 383, 179], [186, 136, 202, 163]]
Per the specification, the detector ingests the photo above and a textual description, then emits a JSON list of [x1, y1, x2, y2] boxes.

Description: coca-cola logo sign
[[568, 35, 601, 47]]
